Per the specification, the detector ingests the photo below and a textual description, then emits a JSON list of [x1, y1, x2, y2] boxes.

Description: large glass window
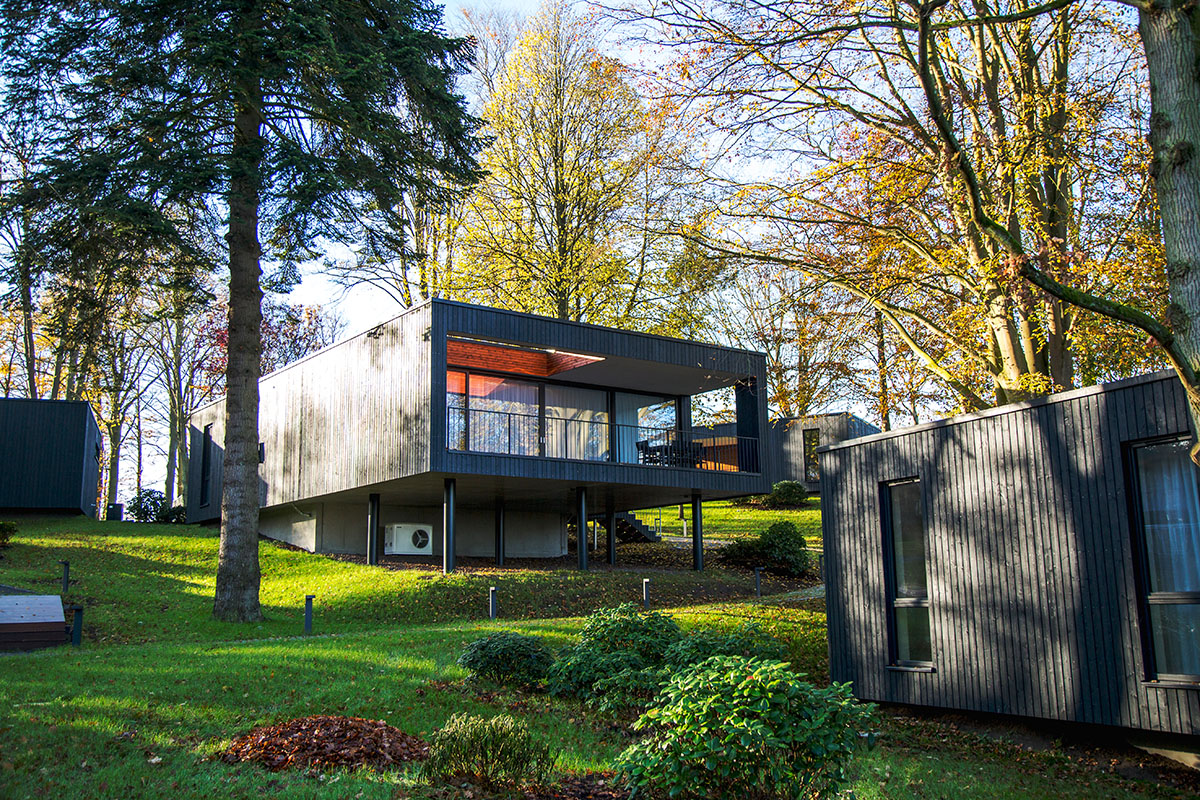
[[469, 374, 539, 456], [447, 370, 467, 451], [545, 385, 609, 461], [884, 479, 932, 666], [1132, 438, 1200, 681], [614, 392, 678, 464]]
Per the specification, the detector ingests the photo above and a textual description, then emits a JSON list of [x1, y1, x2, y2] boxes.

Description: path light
[[642, 578, 650, 610], [755, 567, 763, 598], [304, 595, 316, 635], [69, 605, 83, 647], [489, 586, 498, 620]]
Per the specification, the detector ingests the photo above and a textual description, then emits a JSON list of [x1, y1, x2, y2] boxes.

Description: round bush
[[615, 656, 875, 800], [156, 505, 188, 524], [663, 622, 788, 669], [457, 631, 554, 684], [577, 603, 682, 663], [422, 713, 558, 790], [547, 646, 646, 700], [127, 488, 166, 523], [722, 520, 811, 576], [767, 480, 809, 507]]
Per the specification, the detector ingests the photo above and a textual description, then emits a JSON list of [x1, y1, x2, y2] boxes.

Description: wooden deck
[[0, 595, 68, 651]]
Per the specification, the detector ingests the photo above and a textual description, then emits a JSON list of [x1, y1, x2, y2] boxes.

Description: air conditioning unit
[[384, 523, 433, 555]]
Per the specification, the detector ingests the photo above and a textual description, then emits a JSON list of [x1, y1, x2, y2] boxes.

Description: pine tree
[[1, 0, 483, 620]]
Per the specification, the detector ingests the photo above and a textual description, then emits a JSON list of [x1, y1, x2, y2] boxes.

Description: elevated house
[[0, 398, 101, 517], [187, 300, 769, 570], [821, 371, 1199, 736]]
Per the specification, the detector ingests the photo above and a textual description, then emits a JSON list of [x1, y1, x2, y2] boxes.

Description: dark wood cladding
[[0, 398, 100, 516], [187, 304, 434, 521], [430, 301, 769, 497], [821, 371, 1199, 735], [187, 300, 771, 522]]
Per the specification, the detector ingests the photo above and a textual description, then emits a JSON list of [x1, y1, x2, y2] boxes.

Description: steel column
[[367, 493, 381, 565], [443, 478, 456, 574], [576, 486, 588, 571], [691, 492, 703, 571]]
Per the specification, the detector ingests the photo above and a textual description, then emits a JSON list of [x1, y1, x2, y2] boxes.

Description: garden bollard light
[[642, 578, 650, 609], [59, 560, 70, 595], [69, 605, 83, 647], [755, 567, 763, 598], [489, 586, 498, 620], [304, 594, 315, 635]]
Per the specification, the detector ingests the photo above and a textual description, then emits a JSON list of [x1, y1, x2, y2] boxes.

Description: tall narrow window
[[199, 424, 213, 506], [803, 428, 820, 482], [446, 370, 467, 450], [1131, 438, 1200, 682], [883, 479, 932, 666]]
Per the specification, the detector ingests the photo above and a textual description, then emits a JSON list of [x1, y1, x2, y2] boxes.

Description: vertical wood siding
[[0, 399, 100, 515], [822, 372, 1200, 735]]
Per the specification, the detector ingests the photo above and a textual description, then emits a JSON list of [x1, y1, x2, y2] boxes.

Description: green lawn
[[0, 517, 1193, 800], [634, 498, 823, 544]]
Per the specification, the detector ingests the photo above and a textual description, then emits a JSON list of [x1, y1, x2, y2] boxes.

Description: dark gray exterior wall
[[0, 398, 101, 516], [187, 303, 434, 522], [431, 301, 769, 499], [187, 300, 771, 525], [820, 371, 1199, 735], [697, 412, 879, 492]]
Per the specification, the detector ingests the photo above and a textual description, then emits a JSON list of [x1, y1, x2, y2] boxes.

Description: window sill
[[887, 664, 936, 674], [1141, 680, 1200, 691]]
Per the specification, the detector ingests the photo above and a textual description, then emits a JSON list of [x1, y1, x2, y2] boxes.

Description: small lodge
[[0, 398, 101, 517], [820, 370, 1199, 736]]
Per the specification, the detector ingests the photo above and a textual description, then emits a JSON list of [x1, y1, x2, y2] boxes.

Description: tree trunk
[[875, 310, 892, 431], [1140, 1, 1200, 461], [213, 60, 265, 623], [105, 423, 120, 507]]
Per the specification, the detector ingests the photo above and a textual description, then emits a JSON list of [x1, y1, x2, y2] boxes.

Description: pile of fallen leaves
[[221, 715, 429, 772]]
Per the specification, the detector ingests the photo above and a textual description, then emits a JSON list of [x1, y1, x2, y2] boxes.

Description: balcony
[[446, 406, 759, 473]]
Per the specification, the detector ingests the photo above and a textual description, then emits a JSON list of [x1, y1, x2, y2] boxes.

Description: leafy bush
[[615, 656, 875, 800], [588, 664, 671, 714], [422, 713, 558, 790], [722, 521, 812, 576], [547, 647, 646, 701], [127, 489, 166, 523], [576, 603, 682, 662], [663, 622, 788, 669], [0, 520, 15, 548], [767, 480, 809, 508], [457, 631, 554, 685], [156, 505, 188, 524]]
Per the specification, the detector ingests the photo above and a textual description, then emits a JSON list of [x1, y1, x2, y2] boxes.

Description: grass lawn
[[634, 498, 823, 544], [1, 516, 1195, 800]]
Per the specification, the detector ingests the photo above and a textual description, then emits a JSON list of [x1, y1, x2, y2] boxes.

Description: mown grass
[[0, 517, 787, 645], [1, 517, 1194, 800], [634, 498, 823, 544]]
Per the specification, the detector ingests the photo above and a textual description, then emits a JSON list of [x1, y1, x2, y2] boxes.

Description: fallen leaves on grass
[[221, 714, 428, 772]]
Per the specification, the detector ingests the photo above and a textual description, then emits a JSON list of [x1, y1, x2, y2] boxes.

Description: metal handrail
[[447, 404, 759, 473]]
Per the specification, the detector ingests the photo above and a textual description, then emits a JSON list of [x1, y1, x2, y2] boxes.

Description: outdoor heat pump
[[383, 523, 433, 555]]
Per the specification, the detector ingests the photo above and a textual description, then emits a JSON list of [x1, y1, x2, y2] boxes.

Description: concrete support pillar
[[691, 492, 703, 571], [443, 478, 456, 574], [495, 498, 505, 567], [576, 486, 588, 571], [367, 492, 381, 566]]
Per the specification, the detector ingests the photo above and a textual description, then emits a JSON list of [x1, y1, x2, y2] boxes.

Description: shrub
[[127, 489, 166, 523], [722, 521, 812, 576], [547, 646, 646, 701], [577, 603, 682, 663], [0, 520, 15, 548], [422, 713, 558, 790], [457, 631, 554, 685], [767, 480, 809, 508], [663, 622, 788, 669], [615, 656, 875, 800], [156, 505, 188, 524], [588, 665, 671, 714]]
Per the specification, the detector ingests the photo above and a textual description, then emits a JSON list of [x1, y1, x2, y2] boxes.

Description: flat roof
[[816, 370, 1176, 452]]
